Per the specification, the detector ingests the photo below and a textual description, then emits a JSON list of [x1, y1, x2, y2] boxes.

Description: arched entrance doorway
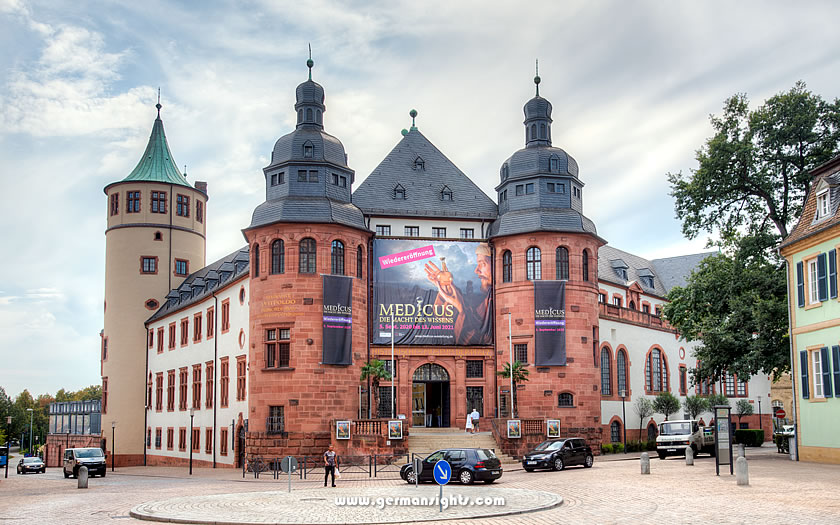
[[412, 364, 450, 428]]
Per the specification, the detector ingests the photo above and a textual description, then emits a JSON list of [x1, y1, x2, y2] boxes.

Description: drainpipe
[[143, 323, 149, 466], [490, 243, 499, 418], [782, 257, 799, 461], [367, 234, 373, 418], [168, 184, 174, 291], [212, 290, 219, 468]]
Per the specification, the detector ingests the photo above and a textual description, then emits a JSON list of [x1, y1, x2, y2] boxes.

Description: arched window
[[647, 423, 658, 441], [582, 249, 590, 281], [316, 110, 322, 124], [299, 238, 316, 274], [600, 348, 612, 396], [356, 246, 363, 279], [539, 123, 546, 139], [610, 421, 621, 443], [645, 348, 668, 392], [306, 108, 313, 122], [501, 164, 509, 180], [331, 240, 345, 275], [556, 247, 569, 280], [530, 124, 537, 140], [298, 109, 303, 123], [558, 392, 574, 407], [617, 349, 628, 396], [413, 364, 449, 382], [252, 244, 260, 277], [526, 247, 541, 281], [502, 250, 512, 283], [628, 301, 635, 310], [271, 240, 284, 274], [303, 141, 314, 158]]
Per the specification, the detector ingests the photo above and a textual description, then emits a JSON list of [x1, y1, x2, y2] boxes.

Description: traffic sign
[[775, 409, 786, 419], [433, 459, 451, 485], [280, 456, 298, 473]]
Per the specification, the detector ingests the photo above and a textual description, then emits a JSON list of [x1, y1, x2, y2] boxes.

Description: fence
[[243, 453, 409, 480]]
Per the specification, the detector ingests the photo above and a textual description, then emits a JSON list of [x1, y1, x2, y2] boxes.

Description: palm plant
[[359, 359, 392, 418], [496, 361, 529, 418]]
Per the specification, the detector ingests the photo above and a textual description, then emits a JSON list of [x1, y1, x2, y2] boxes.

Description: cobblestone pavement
[[1, 447, 838, 524]]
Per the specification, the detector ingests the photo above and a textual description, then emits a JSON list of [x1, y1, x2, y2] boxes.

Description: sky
[[1, 0, 839, 398]]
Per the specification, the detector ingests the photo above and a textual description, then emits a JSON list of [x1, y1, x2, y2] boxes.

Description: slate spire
[[121, 99, 190, 187]]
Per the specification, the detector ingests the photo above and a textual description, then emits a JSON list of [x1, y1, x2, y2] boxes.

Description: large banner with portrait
[[534, 281, 566, 366], [322, 275, 353, 365], [372, 239, 492, 346]]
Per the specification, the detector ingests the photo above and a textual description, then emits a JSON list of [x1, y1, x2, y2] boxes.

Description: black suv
[[400, 448, 503, 485], [522, 438, 594, 472]]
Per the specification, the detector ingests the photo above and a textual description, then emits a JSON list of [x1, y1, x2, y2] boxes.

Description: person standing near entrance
[[465, 411, 474, 433], [470, 408, 480, 432], [435, 405, 442, 427], [324, 444, 339, 487]]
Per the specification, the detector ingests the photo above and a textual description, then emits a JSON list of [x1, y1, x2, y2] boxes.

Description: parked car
[[522, 438, 594, 471], [17, 457, 46, 474], [400, 448, 502, 485], [63, 447, 107, 478]]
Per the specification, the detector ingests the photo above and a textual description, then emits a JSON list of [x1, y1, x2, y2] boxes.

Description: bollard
[[640, 452, 650, 475], [77, 466, 89, 489], [685, 446, 694, 466], [735, 456, 749, 486], [738, 444, 745, 458]]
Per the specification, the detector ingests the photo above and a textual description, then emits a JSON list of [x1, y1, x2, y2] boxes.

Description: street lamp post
[[757, 397, 762, 437], [27, 408, 33, 455], [508, 312, 514, 418], [189, 408, 195, 475], [111, 421, 116, 472], [619, 390, 628, 450], [5, 416, 11, 479]]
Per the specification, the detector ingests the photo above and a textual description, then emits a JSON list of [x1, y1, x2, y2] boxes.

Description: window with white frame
[[813, 350, 825, 398], [808, 259, 819, 304], [817, 190, 830, 219]]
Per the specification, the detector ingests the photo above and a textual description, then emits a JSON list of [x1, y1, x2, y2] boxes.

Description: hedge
[[734, 429, 764, 446]]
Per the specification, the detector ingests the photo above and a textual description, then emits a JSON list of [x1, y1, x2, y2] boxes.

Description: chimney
[[194, 181, 208, 195]]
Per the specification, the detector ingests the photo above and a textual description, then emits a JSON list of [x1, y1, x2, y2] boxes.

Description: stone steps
[[406, 429, 516, 464]]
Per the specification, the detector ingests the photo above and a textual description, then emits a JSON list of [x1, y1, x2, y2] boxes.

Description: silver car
[[63, 447, 106, 478]]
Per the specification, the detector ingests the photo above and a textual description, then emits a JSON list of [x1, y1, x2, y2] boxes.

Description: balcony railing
[[599, 303, 668, 329], [353, 419, 382, 436], [266, 416, 285, 434]]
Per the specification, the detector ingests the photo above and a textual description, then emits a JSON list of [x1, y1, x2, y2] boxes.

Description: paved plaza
[[2, 447, 839, 524]]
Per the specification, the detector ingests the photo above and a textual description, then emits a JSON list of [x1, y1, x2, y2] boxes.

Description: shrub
[[628, 440, 642, 453], [612, 443, 624, 453], [601, 444, 612, 455], [646, 440, 658, 451], [734, 429, 764, 447]]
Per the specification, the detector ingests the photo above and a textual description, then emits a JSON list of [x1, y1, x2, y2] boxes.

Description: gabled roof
[[780, 155, 840, 250], [598, 245, 715, 297], [146, 246, 249, 324], [121, 113, 191, 188], [352, 129, 498, 220], [650, 251, 717, 294]]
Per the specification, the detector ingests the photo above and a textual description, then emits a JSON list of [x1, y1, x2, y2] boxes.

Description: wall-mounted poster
[[322, 275, 353, 365], [534, 281, 566, 366], [372, 239, 492, 346], [507, 419, 521, 439], [336, 420, 351, 440], [388, 420, 403, 440], [547, 419, 561, 438]]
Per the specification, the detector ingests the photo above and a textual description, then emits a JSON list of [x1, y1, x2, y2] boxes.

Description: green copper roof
[[122, 114, 190, 187]]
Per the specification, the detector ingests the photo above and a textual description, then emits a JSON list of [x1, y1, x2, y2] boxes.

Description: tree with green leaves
[[665, 82, 840, 382], [653, 392, 681, 421], [734, 399, 754, 426], [496, 361, 529, 418], [359, 359, 392, 418], [706, 393, 730, 409], [683, 395, 709, 420], [633, 397, 654, 438]]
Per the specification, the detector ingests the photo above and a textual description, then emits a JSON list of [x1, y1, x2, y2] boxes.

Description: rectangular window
[[309, 170, 318, 182], [151, 191, 167, 213], [102, 336, 109, 361], [514, 344, 528, 364], [331, 173, 339, 185], [679, 366, 687, 395], [813, 350, 824, 398], [236, 356, 247, 401], [157, 328, 164, 353], [206, 361, 214, 409], [221, 299, 230, 333], [110, 193, 119, 215], [220, 428, 228, 456], [168, 323, 176, 350], [598, 293, 606, 303], [196, 201, 203, 223], [155, 373, 163, 411], [192, 364, 202, 409], [141, 257, 157, 274], [271, 173, 278, 186], [817, 190, 830, 218], [515, 185, 524, 196], [405, 226, 419, 237], [205, 428, 212, 454], [193, 313, 202, 342], [460, 228, 474, 239], [737, 378, 746, 397], [167, 370, 175, 411], [207, 307, 215, 338], [547, 182, 555, 193], [525, 183, 535, 194], [466, 360, 483, 378], [176, 194, 190, 217], [642, 304, 650, 314], [127, 191, 141, 213], [265, 328, 291, 368], [102, 378, 108, 414], [192, 428, 200, 452], [220, 358, 230, 408], [179, 367, 188, 410], [725, 373, 735, 397], [175, 259, 189, 276], [340, 176, 347, 187], [298, 170, 307, 182], [167, 427, 174, 450], [613, 297, 622, 307], [155, 428, 162, 449], [268, 406, 285, 433], [432, 227, 446, 238], [375, 225, 391, 236], [179, 427, 187, 451], [181, 318, 189, 346], [147, 329, 153, 349]]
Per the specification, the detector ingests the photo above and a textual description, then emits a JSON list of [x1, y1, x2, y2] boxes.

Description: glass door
[[412, 383, 426, 427]]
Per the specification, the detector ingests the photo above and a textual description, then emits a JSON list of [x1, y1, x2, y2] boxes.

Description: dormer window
[[303, 141, 314, 158], [615, 268, 627, 280], [414, 156, 425, 171], [817, 189, 830, 219], [440, 186, 453, 201], [550, 155, 559, 172], [502, 164, 509, 180], [393, 184, 406, 200]]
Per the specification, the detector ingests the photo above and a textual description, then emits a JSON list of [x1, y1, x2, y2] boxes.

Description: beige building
[[101, 102, 208, 465]]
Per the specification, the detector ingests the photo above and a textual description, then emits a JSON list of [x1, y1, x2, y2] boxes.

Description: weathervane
[[156, 87, 162, 117], [307, 43, 314, 80], [534, 59, 541, 97]]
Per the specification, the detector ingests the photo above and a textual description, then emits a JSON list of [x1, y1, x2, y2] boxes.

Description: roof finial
[[307, 43, 314, 80], [156, 87, 162, 117], [534, 59, 541, 97], [183, 164, 187, 178], [409, 109, 418, 131]]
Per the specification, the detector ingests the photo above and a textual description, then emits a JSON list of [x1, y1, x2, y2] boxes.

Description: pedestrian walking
[[470, 408, 480, 433], [465, 411, 474, 433], [324, 444, 339, 487]]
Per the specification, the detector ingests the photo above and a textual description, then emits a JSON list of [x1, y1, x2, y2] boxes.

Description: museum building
[[97, 60, 772, 467]]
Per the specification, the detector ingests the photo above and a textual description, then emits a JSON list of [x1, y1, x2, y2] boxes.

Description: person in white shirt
[[470, 408, 480, 433]]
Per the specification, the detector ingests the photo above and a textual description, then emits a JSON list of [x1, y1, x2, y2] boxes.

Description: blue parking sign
[[433, 460, 451, 485]]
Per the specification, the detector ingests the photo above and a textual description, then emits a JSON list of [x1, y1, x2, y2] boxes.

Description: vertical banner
[[534, 281, 566, 366], [322, 275, 353, 365]]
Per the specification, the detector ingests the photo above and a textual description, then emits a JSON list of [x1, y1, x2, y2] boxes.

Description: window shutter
[[830, 250, 838, 299], [832, 346, 840, 398], [796, 262, 805, 308], [818, 253, 828, 302], [821, 346, 833, 397], [800, 350, 809, 399]]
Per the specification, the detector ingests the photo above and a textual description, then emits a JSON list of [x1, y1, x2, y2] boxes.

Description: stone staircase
[[406, 427, 517, 464]]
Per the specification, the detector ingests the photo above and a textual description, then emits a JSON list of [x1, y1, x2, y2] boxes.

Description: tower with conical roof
[[101, 101, 208, 465]]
